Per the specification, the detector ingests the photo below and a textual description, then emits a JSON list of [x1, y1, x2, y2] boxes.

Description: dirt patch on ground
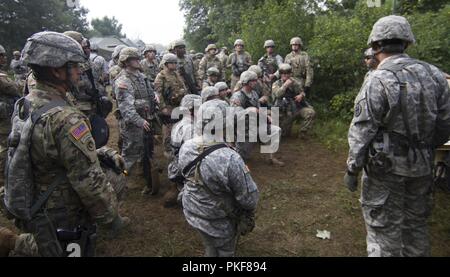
[[1, 115, 450, 257]]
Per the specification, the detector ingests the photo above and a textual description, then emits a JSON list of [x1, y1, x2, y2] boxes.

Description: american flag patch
[[70, 122, 90, 141]]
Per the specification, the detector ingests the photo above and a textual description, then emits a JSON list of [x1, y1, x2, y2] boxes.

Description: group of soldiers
[[0, 13, 449, 257]]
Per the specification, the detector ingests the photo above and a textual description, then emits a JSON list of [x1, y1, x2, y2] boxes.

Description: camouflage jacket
[[202, 79, 217, 90], [109, 65, 122, 94], [89, 53, 108, 84], [285, 51, 314, 88], [154, 68, 187, 110], [115, 69, 157, 128], [198, 54, 225, 81], [230, 89, 261, 109], [140, 58, 160, 83], [227, 52, 252, 77], [26, 81, 118, 228], [177, 55, 199, 94], [179, 136, 259, 238], [258, 53, 283, 75], [348, 54, 450, 177], [234, 79, 271, 100], [0, 70, 21, 135]]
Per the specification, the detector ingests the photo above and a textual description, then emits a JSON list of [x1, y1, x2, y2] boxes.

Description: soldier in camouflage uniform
[[114, 47, 159, 181], [109, 45, 126, 94], [89, 43, 108, 89], [344, 16, 450, 257], [284, 37, 314, 97], [192, 53, 204, 75], [234, 65, 271, 108], [201, 86, 220, 103], [166, 94, 202, 208], [154, 53, 187, 156], [0, 44, 22, 188], [173, 40, 201, 95], [140, 45, 160, 85], [2, 31, 129, 257], [179, 100, 259, 257], [202, 67, 221, 90], [10, 50, 28, 89], [231, 71, 284, 166], [227, 39, 253, 92], [272, 64, 316, 138], [258, 40, 283, 85], [198, 44, 225, 82], [215, 82, 232, 103]]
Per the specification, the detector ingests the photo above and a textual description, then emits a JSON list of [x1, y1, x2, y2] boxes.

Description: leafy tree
[[90, 16, 125, 38]]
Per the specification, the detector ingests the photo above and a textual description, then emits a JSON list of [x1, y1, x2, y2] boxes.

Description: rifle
[[84, 67, 112, 118], [143, 120, 159, 195], [179, 64, 199, 95], [56, 224, 97, 257]]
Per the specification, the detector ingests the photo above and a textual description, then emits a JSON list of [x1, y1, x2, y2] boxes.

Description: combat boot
[[0, 227, 18, 257], [269, 154, 285, 167], [141, 168, 161, 196]]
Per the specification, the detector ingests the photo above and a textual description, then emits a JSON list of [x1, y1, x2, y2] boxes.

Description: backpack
[[3, 97, 67, 221]]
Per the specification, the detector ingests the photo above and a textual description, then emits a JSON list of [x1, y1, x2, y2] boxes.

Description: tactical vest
[[369, 57, 443, 175], [122, 71, 156, 120]]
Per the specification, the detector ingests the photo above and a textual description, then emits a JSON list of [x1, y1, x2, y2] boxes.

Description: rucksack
[[3, 97, 67, 221]]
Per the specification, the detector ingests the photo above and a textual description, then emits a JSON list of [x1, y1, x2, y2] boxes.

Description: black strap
[[30, 174, 67, 217], [182, 144, 229, 177], [31, 100, 67, 123]]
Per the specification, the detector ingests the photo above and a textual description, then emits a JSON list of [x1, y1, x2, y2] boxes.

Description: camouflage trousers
[[162, 124, 174, 156], [361, 170, 433, 257], [10, 234, 40, 257], [119, 120, 146, 172], [0, 134, 8, 187], [197, 229, 239, 257], [281, 106, 316, 137]]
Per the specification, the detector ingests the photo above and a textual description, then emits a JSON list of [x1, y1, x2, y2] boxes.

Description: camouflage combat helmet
[[221, 47, 228, 51], [112, 45, 126, 60], [364, 48, 374, 58], [234, 39, 245, 47], [173, 39, 186, 48], [143, 45, 156, 55], [13, 51, 21, 56], [180, 94, 202, 111], [215, 82, 229, 92], [279, 63, 292, 74], [205, 44, 217, 52], [207, 67, 221, 77], [368, 15, 415, 45], [248, 65, 263, 78], [195, 53, 204, 60], [162, 53, 178, 64], [290, 37, 303, 46], [201, 86, 220, 102], [118, 47, 141, 67], [63, 31, 84, 44], [264, 40, 275, 48], [189, 50, 196, 55], [240, 71, 258, 85], [22, 31, 86, 68], [0, 45, 6, 54]]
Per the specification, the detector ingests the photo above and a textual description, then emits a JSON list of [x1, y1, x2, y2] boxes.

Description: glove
[[0, 227, 18, 257], [238, 211, 256, 236], [344, 170, 359, 192], [112, 154, 126, 173]]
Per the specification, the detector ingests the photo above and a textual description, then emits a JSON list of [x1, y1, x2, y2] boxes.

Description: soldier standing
[[179, 100, 259, 257], [114, 48, 160, 193], [284, 37, 314, 98], [272, 64, 316, 138], [258, 40, 283, 85], [344, 15, 450, 257], [140, 45, 160, 86], [217, 47, 229, 69], [109, 45, 127, 93], [198, 44, 225, 82], [0, 44, 21, 188], [227, 39, 252, 91], [1, 32, 129, 257], [154, 53, 187, 156], [192, 53, 204, 75], [10, 50, 28, 89], [173, 39, 201, 95], [89, 43, 108, 90]]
